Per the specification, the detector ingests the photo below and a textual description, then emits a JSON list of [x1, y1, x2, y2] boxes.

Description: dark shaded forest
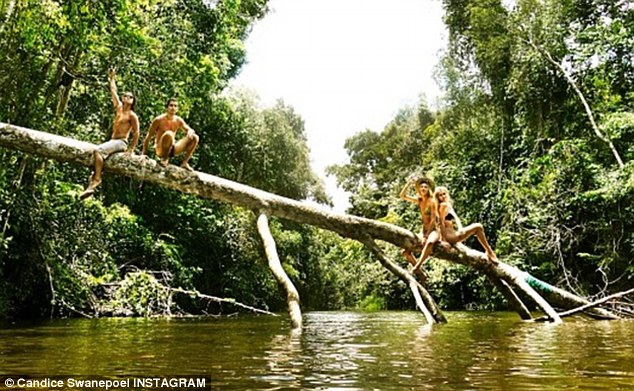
[[0, 0, 633, 319]]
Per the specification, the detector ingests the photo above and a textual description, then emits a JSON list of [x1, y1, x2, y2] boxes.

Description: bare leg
[[413, 231, 439, 271], [474, 228, 498, 264], [92, 150, 104, 185], [158, 131, 175, 167], [173, 134, 199, 171], [403, 249, 428, 282], [181, 134, 199, 170], [454, 223, 498, 264], [402, 250, 417, 267], [80, 150, 103, 199]]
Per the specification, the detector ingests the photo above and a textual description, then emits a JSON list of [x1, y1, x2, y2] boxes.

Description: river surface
[[1, 311, 633, 390]]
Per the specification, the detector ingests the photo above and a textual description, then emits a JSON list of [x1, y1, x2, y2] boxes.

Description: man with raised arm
[[80, 68, 140, 199], [141, 98, 199, 171]]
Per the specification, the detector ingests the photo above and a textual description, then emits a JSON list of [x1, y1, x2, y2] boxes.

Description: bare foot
[[79, 188, 95, 200], [91, 176, 102, 188], [487, 252, 499, 265], [159, 158, 169, 168], [180, 162, 194, 171]]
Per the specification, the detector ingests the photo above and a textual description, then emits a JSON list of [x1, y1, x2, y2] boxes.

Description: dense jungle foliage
[[329, 0, 634, 309], [0, 0, 332, 318], [1, 0, 633, 319]]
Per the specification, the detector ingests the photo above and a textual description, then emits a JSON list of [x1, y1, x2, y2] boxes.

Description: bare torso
[[418, 196, 436, 235], [439, 203, 460, 241], [441, 219, 455, 233], [151, 114, 184, 148], [111, 108, 136, 140]]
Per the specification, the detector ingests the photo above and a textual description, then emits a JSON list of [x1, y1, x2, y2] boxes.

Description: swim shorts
[[96, 139, 127, 158]]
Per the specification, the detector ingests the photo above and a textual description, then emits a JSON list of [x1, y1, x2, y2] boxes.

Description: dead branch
[[533, 287, 634, 321], [169, 287, 278, 317]]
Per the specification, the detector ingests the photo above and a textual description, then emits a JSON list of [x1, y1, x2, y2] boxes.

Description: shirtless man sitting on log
[[80, 68, 139, 199], [141, 98, 199, 171]]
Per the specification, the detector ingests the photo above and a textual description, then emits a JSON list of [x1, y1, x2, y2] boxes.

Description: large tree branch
[[256, 213, 302, 329]]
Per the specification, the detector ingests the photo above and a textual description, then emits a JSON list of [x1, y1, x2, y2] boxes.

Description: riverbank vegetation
[[1, 0, 633, 319]]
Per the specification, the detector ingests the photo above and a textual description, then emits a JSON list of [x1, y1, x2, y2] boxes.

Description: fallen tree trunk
[[519, 271, 617, 320], [0, 123, 622, 323], [0, 123, 420, 248]]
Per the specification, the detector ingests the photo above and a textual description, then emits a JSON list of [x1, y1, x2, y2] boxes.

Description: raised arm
[[399, 178, 418, 204], [108, 68, 121, 109], [141, 118, 158, 156], [126, 113, 140, 155]]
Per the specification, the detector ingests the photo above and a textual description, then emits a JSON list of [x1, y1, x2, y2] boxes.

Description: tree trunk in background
[[55, 49, 83, 118], [0, 0, 16, 33], [0, 123, 622, 323], [527, 37, 624, 168]]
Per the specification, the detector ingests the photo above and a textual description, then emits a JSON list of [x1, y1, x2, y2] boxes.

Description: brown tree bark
[[487, 277, 532, 320]]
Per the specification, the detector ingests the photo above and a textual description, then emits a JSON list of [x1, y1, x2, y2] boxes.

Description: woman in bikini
[[434, 186, 498, 263], [399, 175, 439, 271]]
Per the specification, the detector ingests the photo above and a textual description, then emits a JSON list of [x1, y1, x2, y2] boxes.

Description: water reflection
[[1, 313, 633, 390], [302, 312, 377, 390], [253, 329, 303, 389]]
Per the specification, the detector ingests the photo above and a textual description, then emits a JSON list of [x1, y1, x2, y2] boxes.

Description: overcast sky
[[231, 0, 447, 211]]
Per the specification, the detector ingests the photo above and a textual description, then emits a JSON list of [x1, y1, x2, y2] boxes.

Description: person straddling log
[[80, 68, 140, 200], [399, 175, 440, 273], [434, 186, 498, 264], [141, 98, 199, 171]]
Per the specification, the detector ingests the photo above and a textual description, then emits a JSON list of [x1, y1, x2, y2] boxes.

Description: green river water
[[1, 311, 633, 390]]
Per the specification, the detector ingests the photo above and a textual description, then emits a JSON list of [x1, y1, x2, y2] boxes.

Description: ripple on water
[[1, 312, 633, 390]]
